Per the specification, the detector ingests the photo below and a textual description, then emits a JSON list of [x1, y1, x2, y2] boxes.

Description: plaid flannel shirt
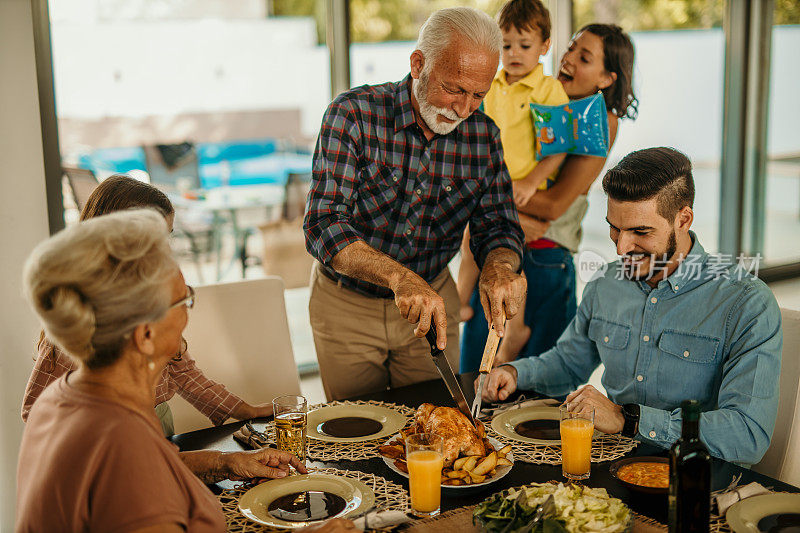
[[304, 75, 524, 298], [21, 340, 243, 426]]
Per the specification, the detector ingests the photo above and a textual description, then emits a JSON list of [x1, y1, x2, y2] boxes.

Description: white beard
[[412, 70, 465, 135]]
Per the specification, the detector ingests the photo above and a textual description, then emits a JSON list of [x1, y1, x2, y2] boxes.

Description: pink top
[[21, 340, 242, 425], [16, 376, 227, 532]]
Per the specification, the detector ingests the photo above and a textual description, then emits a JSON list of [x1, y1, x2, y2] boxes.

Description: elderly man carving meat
[[305, 7, 526, 400]]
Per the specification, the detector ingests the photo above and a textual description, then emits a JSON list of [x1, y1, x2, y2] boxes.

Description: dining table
[[171, 372, 800, 528]]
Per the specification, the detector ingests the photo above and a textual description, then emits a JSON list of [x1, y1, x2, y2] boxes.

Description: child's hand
[[512, 177, 539, 208]]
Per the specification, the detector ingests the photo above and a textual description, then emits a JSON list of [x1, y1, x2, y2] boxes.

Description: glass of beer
[[405, 433, 444, 518], [560, 403, 594, 481], [272, 395, 307, 464]]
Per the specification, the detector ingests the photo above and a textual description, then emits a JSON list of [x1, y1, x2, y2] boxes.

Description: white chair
[[753, 307, 800, 486], [167, 277, 302, 434]]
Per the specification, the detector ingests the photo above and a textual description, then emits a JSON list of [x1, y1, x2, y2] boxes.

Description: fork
[[521, 495, 556, 531]]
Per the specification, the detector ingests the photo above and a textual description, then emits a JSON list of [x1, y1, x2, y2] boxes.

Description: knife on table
[[424, 328, 477, 427], [471, 315, 506, 420]]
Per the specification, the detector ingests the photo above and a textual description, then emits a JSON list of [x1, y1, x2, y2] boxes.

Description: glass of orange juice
[[560, 404, 594, 481], [405, 433, 444, 518]]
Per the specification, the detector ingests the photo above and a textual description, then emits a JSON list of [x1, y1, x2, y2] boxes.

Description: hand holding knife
[[471, 315, 506, 420]]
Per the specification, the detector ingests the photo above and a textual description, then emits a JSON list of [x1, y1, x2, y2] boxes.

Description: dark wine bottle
[[668, 400, 711, 533]]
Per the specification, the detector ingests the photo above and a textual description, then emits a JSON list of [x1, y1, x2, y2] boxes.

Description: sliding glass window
[[763, 8, 800, 268]]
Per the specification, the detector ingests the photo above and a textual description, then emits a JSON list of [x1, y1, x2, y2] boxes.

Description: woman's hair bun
[[38, 285, 96, 361], [23, 209, 176, 367]]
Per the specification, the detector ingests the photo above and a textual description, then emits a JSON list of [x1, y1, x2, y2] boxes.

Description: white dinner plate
[[725, 493, 800, 532], [381, 435, 514, 490], [238, 473, 375, 528], [491, 406, 599, 445], [306, 404, 408, 443]]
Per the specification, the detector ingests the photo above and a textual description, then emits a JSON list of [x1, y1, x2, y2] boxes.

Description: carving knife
[[425, 328, 477, 427], [471, 316, 506, 420]]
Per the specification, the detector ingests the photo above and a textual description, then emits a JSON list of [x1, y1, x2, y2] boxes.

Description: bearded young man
[[304, 7, 526, 400], [479, 147, 783, 466]]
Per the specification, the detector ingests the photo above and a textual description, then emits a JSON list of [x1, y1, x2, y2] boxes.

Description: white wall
[[50, 18, 330, 138], [50, 22, 800, 162], [0, 1, 52, 528], [49, 0, 266, 22]]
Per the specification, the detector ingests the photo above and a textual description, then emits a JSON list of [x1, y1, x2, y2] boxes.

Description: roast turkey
[[414, 403, 486, 466]]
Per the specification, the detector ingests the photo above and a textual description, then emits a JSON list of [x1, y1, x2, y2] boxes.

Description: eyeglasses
[[169, 285, 195, 310]]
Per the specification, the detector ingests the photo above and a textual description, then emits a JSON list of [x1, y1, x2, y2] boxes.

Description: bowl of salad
[[473, 482, 633, 533]]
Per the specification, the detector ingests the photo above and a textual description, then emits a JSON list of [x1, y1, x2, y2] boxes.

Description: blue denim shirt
[[509, 234, 783, 465]]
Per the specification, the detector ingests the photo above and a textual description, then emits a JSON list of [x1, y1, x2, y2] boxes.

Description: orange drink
[[405, 433, 444, 517], [408, 451, 444, 513], [560, 404, 594, 480]]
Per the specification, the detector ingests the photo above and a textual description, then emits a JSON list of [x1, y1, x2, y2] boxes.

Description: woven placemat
[[218, 467, 409, 532], [400, 505, 478, 532], [617, 510, 728, 532], [485, 422, 638, 465], [235, 401, 415, 461]]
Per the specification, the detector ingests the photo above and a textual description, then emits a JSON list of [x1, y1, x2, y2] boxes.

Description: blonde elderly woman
[[17, 209, 357, 533]]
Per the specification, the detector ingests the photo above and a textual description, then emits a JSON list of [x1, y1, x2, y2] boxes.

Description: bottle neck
[[681, 418, 699, 439]]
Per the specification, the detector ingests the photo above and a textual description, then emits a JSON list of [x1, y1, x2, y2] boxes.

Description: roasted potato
[[378, 445, 404, 459], [497, 445, 512, 458], [446, 470, 469, 479], [497, 457, 513, 467], [453, 456, 470, 471], [462, 456, 479, 472], [472, 452, 497, 476], [468, 472, 487, 484], [394, 459, 408, 474]]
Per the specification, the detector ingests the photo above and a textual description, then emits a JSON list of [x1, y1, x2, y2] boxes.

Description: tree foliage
[[271, 0, 800, 45]]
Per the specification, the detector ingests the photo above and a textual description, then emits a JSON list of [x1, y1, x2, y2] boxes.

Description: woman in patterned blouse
[[21, 175, 272, 434]]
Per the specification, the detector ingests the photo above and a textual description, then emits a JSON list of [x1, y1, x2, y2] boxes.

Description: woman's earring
[[173, 337, 188, 362], [147, 358, 156, 371]]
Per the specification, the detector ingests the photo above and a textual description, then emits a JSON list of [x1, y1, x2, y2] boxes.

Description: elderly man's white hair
[[415, 7, 502, 69]]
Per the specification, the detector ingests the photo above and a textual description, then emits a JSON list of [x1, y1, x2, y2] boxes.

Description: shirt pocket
[[587, 318, 631, 390], [428, 176, 480, 242], [656, 330, 721, 404], [354, 161, 399, 230]]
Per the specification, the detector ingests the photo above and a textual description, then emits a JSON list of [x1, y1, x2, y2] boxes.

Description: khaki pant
[[309, 263, 460, 401]]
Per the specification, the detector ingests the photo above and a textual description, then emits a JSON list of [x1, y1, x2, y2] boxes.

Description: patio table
[[170, 185, 284, 280], [171, 372, 800, 526]]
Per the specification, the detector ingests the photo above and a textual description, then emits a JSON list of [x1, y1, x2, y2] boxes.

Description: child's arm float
[[518, 113, 618, 220]]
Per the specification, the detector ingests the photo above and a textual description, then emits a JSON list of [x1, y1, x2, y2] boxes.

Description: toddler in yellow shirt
[[458, 0, 568, 364]]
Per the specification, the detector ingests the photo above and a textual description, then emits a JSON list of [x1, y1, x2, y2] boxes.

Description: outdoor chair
[[143, 143, 220, 281], [143, 142, 201, 192]]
